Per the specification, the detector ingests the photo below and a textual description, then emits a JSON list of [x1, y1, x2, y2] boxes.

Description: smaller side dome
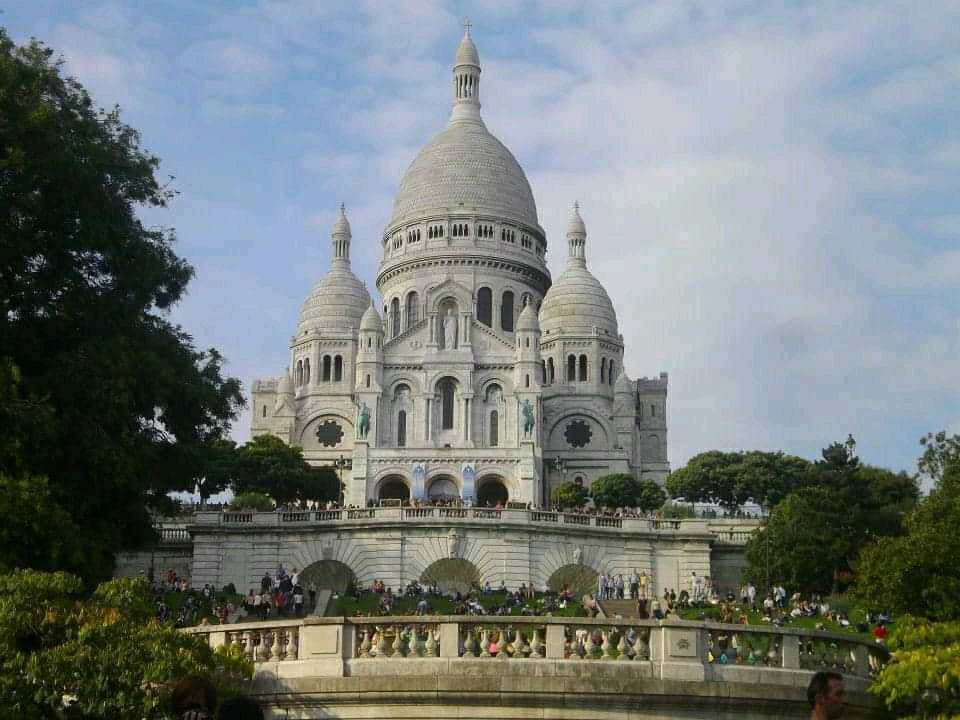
[[517, 303, 540, 332], [360, 303, 382, 332]]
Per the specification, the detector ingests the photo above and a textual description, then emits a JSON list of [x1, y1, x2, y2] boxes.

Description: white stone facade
[[250, 29, 669, 507]]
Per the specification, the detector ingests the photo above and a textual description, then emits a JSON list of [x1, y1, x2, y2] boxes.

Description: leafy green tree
[[918, 430, 960, 482], [0, 31, 244, 579], [744, 487, 844, 594], [0, 570, 252, 718], [635, 479, 667, 512], [666, 450, 810, 510], [552, 481, 588, 509], [744, 437, 918, 594], [854, 462, 960, 621], [590, 473, 640, 508], [233, 435, 331, 505], [870, 616, 960, 719], [232, 491, 275, 511]]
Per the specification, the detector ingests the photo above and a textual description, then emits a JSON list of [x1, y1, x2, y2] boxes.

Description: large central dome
[[389, 122, 538, 228], [386, 27, 540, 233]]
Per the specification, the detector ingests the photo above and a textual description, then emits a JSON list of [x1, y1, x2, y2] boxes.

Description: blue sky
[[6, 1, 959, 480]]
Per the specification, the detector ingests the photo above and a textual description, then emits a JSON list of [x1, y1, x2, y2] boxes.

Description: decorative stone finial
[[451, 22, 482, 124], [463, 17, 472, 37]]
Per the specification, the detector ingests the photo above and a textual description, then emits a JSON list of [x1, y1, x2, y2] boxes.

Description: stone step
[[598, 599, 639, 619]]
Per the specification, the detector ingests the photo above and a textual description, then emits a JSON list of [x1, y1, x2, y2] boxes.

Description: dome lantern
[[567, 201, 587, 268], [451, 19, 482, 125], [331, 202, 351, 265]]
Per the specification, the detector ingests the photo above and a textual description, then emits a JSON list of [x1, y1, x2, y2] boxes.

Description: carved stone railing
[[185, 616, 886, 680], [157, 527, 192, 544], [192, 509, 761, 543]]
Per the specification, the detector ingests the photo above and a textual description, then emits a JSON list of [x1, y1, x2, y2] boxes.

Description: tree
[[233, 435, 331, 505], [0, 569, 252, 718], [635, 479, 667, 512], [0, 31, 244, 579], [918, 430, 960, 482], [552, 481, 588, 509], [854, 463, 960, 621], [232, 491, 275, 511], [870, 616, 960, 719], [590, 473, 640, 508], [743, 487, 845, 594], [666, 450, 810, 511], [743, 437, 918, 594]]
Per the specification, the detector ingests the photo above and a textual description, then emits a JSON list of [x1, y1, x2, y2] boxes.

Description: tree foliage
[[0, 569, 252, 719], [666, 450, 811, 510], [0, 31, 244, 579], [854, 462, 960, 621], [231, 491, 275, 511], [870, 616, 960, 719], [636, 479, 667, 512], [743, 438, 919, 594], [552, 481, 588, 509], [233, 435, 336, 505], [918, 430, 960, 483], [590, 473, 641, 508]]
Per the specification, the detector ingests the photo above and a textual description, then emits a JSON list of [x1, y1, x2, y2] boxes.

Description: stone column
[[425, 397, 433, 443]]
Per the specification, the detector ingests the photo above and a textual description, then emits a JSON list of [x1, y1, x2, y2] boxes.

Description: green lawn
[[332, 590, 586, 618], [677, 603, 877, 642]]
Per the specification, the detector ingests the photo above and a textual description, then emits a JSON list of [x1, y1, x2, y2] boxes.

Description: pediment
[[384, 317, 432, 351], [425, 277, 474, 308]]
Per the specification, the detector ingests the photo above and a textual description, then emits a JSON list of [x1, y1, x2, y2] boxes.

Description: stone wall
[[114, 546, 192, 581]]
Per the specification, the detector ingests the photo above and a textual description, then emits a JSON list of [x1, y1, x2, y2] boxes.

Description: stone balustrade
[[185, 616, 885, 681], [193, 508, 759, 543]]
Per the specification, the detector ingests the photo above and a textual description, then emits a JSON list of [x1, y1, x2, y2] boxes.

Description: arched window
[[262, 405, 267, 418], [525, 337, 530, 348], [406, 291, 419, 328], [489, 410, 499, 447], [322, 355, 331, 382], [547, 357, 555, 383], [296, 360, 303, 385], [477, 287, 492, 327], [541, 360, 547, 384], [365, 374, 370, 388], [334, 355, 343, 382], [651, 403, 656, 418], [304, 358, 310, 384], [440, 379, 456, 430], [525, 374, 530, 388], [567, 355, 576, 382], [609, 361, 615, 385], [391, 297, 400, 337], [600, 358, 606, 384], [397, 410, 407, 447], [501, 291, 515, 332], [579, 355, 588, 382]]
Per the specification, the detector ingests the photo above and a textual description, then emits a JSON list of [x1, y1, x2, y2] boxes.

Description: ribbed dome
[[540, 202, 618, 338], [539, 265, 619, 337], [389, 121, 539, 229], [360, 303, 382, 332], [517, 303, 539, 332], [297, 264, 370, 335]]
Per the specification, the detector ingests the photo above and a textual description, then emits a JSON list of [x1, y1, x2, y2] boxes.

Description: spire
[[331, 202, 351, 265], [566, 201, 587, 267], [450, 21, 482, 125]]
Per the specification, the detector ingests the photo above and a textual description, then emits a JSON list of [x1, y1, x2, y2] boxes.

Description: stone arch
[[376, 474, 411, 501], [299, 412, 354, 450], [476, 474, 509, 506], [388, 375, 422, 397], [425, 473, 460, 500], [299, 559, 356, 595], [420, 558, 480, 594], [546, 411, 611, 452], [547, 564, 599, 597]]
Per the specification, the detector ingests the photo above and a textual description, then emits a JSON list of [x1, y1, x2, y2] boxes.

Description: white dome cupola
[[539, 203, 620, 339], [297, 204, 371, 337]]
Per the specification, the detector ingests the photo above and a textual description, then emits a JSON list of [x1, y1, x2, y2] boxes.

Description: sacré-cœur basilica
[[250, 27, 669, 509]]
